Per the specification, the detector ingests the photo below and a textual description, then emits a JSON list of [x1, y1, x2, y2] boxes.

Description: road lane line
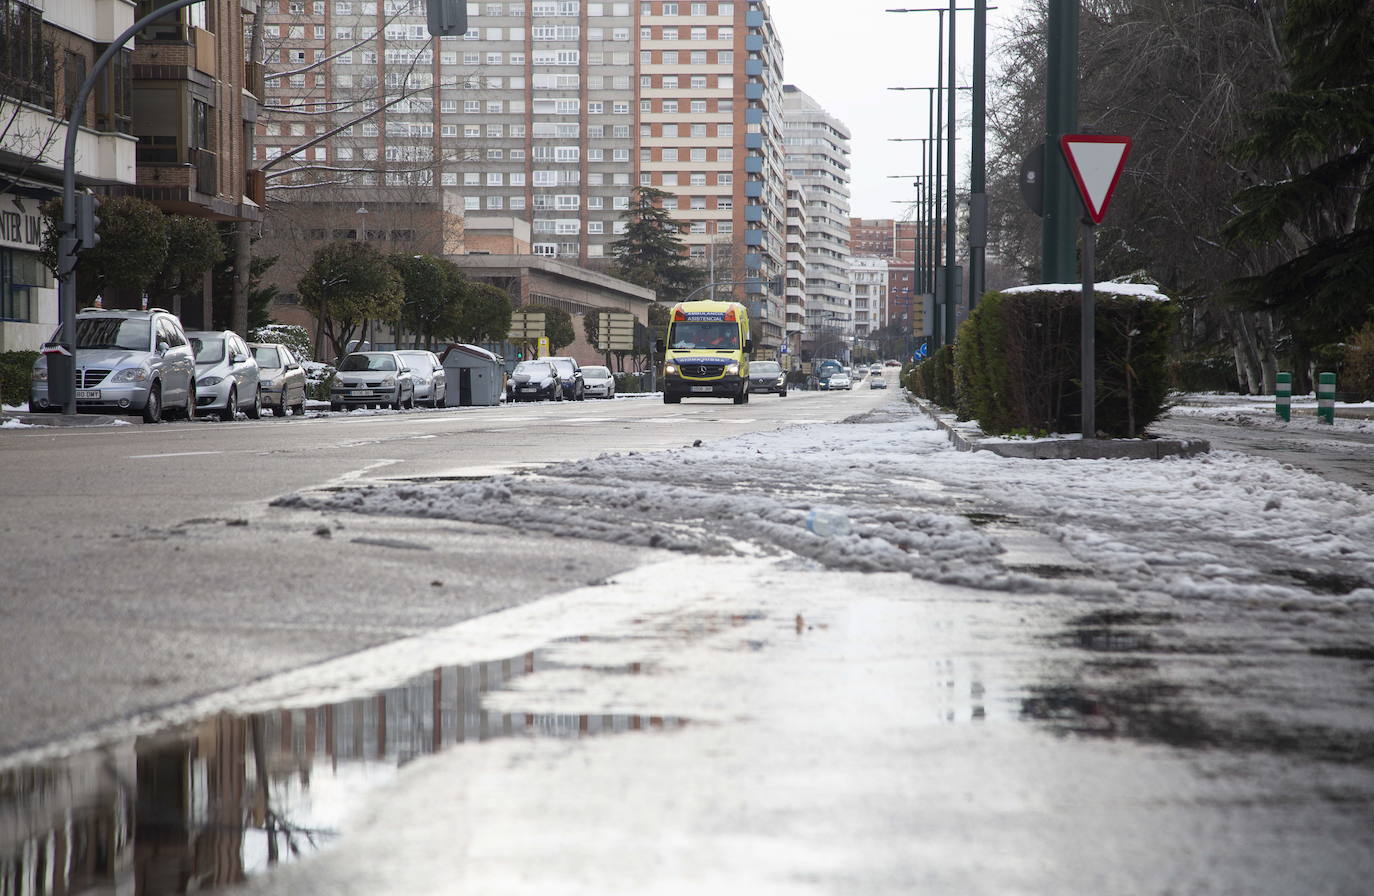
[[127, 450, 225, 459]]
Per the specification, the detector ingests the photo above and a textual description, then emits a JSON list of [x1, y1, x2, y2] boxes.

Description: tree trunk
[[1255, 312, 1278, 394], [1231, 312, 1265, 394]]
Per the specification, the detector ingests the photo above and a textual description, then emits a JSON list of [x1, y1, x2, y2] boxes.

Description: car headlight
[[664, 363, 678, 375], [380, 376, 396, 387], [261, 378, 276, 388], [413, 376, 429, 386], [196, 374, 223, 387], [31, 365, 47, 382], [114, 368, 151, 383], [725, 363, 740, 376]]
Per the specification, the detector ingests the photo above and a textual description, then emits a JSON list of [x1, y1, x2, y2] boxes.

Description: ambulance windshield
[[668, 322, 739, 351]]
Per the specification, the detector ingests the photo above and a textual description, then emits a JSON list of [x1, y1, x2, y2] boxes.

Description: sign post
[[1059, 134, 1131, 439]]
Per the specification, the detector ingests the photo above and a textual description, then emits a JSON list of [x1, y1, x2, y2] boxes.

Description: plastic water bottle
[[806, 509, 851, 537]]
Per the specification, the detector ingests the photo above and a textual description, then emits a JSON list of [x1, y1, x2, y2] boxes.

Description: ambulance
[[659, 300, 753, 404]]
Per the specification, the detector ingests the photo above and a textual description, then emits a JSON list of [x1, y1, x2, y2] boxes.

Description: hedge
[[953, 285, 1176, 437], [0, 351, 38, 408]]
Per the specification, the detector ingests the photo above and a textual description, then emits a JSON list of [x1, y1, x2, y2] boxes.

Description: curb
[[1, 413, 125, 428], [909, 397, 1210, 460]]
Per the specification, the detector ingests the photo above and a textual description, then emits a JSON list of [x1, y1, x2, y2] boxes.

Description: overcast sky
[[768, 0, 1030, 220]]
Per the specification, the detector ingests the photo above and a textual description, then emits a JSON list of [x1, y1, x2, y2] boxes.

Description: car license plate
[[520, 385, 536, 391], [349, 389, 368, 396], [75, 390, 100, 400], [690, 385, 713, 393]]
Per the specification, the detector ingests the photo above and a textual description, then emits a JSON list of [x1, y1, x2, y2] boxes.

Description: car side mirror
[[654, 339, 664, 354], [156, 341, 170, 355], [744, 339, 754, 354], [286, 362, 300, 370], [231, 352, 247, 364], [400, 367, 411, 374]]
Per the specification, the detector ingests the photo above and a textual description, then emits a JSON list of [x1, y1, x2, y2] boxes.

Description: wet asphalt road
[[0, 387, 889, 756]]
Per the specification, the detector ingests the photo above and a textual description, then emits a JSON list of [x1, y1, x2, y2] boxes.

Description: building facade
[[1, 0, 138, 351], [782, 176, 805, 362], [781, 83, 850, 362], [848, 254, 887, 353], [253, 0, 790, 352]]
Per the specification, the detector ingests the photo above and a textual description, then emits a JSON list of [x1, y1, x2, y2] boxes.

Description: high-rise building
[[783, 177, 807, 360], [849, 255, 887, 347], [850, 216, 924, 345], [255, 0, 789, 336], [781, 84, 850, 361]]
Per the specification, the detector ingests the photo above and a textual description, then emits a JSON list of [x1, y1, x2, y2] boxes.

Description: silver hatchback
[[330, 351, 416, 411], [188, 330, 262, 421]]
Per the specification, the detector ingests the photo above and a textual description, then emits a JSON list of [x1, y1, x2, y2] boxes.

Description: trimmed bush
[[954, 285, 1176, 437], [1, 351, 39, 408], [910, 344, 957, 410]]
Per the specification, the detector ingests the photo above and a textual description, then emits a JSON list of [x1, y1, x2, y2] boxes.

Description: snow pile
[[276, 402, 1374, 620]]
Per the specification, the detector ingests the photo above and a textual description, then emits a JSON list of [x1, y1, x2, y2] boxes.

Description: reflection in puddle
[[0, 649, 683, 895]]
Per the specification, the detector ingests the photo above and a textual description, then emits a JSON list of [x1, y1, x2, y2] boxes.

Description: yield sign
[[1059, 134, 1132, 224]]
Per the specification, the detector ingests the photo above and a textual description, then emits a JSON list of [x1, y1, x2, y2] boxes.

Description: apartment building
[[255, 0, 789, 340], [782, 177, 806, 360], [850, 216, 924, 342], [848, 255, 887, 348], [781, 84, 850, 361], [0, 0, 137, 351]]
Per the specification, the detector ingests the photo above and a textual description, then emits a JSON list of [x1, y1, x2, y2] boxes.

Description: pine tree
[[1222, 0, 1374, 348], [610, 186, 704, 302]]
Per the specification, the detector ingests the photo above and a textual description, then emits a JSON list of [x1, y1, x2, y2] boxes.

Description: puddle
[[0, 648, 683, 895], [1269, 567, 1372, 595]]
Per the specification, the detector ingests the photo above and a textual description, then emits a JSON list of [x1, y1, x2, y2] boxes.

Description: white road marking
[[127, 450, 224, 459]]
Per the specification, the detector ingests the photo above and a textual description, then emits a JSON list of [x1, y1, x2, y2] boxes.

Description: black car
[[508, 360, 564, 401], [747, 360, 788, 396], [546, 356, 585, 401]]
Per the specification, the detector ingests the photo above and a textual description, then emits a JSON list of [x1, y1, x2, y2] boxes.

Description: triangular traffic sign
[[1059, 135, 1132, 224]]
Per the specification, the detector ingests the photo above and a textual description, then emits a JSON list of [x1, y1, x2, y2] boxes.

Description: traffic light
[[514, 344, 524, 360], [426, 0, 466, 36], [75, 192, 101, 253]]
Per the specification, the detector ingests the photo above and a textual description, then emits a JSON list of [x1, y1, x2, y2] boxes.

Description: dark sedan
[[747, 360, 788, 396], [508, 360, 564, 401]]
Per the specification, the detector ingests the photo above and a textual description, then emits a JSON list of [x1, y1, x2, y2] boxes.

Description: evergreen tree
[[1223, 0, 1374, 347], [610, 186, 705, 302], [297, 240, 404, 361]]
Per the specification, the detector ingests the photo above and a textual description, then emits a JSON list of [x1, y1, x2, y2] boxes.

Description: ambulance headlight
[[725, 363, 739, 376], [663, 363, 678, 375]]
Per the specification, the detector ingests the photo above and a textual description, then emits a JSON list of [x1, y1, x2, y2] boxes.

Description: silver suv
[[29, 307, 197, 423]]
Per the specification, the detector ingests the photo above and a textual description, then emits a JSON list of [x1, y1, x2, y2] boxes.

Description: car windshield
[[252, 346, 283, 368], [582, 366, 610, 378], [191, 337, 225, 364], [668, 322, 739, 351], [74, 317, 150, 351], [751, 362, 780, 376], [397, 353, 433, 371], [340, 354, 395, 372], [514, 361, 550, 377], [550, 359, 576, 375]]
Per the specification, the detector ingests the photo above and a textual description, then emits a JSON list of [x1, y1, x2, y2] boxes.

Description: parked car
[[188, 330, 262, 421], [249, 342, 307, 416], [869, 375, 888, 389], [869, 363, 883, 375], [581, 365, 616, 399], [546, 356, 585, 400], [828, 372, 853, 391], [396, 350, 447, 407], [330, 351, 415, 411], [508, 359, 563, 401], [29, 307, 197, 423], [747, 360, 788, 396]]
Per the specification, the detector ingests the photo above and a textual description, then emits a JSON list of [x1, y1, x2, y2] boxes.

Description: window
[[465, 197, 481, 210], [690, 173, 706, 186], [487, 196, 505, 209], [588, 221, 604, 234], [465, 172, 481, 185], [465, 101, 481, 113]]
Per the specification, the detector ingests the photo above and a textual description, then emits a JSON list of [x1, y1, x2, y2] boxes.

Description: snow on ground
[[1168, 393, 1374, 434], [276, 397, 1374, 639]]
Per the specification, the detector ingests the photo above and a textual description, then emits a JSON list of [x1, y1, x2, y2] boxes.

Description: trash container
[[439, 344, 504, 407]]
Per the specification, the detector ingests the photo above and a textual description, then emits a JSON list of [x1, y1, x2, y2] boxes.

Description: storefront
[[0, 189, 57, 351]]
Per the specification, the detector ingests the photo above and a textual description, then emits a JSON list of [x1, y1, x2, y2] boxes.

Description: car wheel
[[330, 402, 342, 412], [576, 386, 585, 401], [141, 384, 163, 424], [273, 402, 286, 417], [733, 386, 747, 405], [780, 389, 788, 397], [292, 396, 306, 416], [220, 387, 236, 422], [246, 387, 262, 419]]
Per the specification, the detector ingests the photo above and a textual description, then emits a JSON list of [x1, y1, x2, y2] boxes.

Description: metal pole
[[944, 0, 958, 346], [932, 18, 945, 349], [968, 0, 987, 310], [56, 0, 207, 416], [1080, 219, 1095, 438], [1043, 0, 1079, 283]]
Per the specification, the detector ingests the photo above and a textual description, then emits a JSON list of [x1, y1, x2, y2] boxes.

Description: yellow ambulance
[[659, 300, 753, 404]]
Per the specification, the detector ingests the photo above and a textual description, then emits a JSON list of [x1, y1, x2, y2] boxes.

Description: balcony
[[744, 132, 763, 150], [745, 34, 763, 52], [745, 58, 763, 77], [745, 82, 764, 101], [746, 9, 764, 28], [744, 181, 764, 198], [743, 205, 763, 223], [743, 229, 764, 247]]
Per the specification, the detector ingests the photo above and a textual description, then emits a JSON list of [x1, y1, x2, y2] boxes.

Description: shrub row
[[0, 351, 38, 409], [910, 286, 1176, 438]]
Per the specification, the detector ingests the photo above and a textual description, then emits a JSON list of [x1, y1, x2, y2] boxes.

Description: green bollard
[[1275, 372, 1291, 421], [1317, 372, 1336, 424]]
